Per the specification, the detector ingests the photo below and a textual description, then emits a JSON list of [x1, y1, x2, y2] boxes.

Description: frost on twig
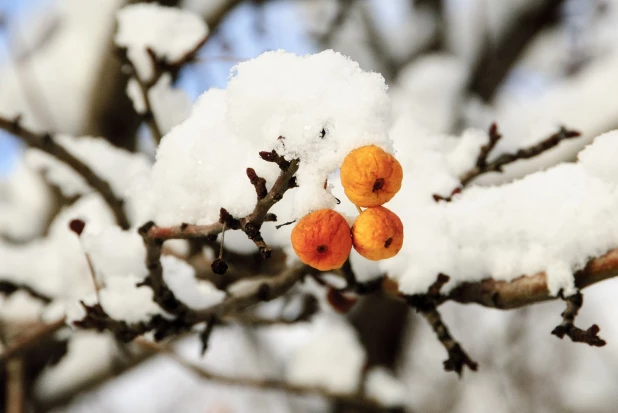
[[551, 291, 606, 347], [407, 274, 478, 376]]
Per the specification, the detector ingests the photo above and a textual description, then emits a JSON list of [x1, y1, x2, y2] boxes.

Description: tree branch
[[551, 291, 606, 346], [5, 357, 24, 413], [137, 339, 392, 411], [459, 124, 581, 186], [446, 248, 618, 309], [0, 319, 66, 364], [146, 156, 299, 258], [407, 274, 478, 376], [0, 116, 130, 229]]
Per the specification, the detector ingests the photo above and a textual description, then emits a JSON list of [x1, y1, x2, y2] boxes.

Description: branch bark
[[446, 248, 618, 309]]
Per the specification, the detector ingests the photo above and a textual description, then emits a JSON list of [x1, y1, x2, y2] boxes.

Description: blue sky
[[0, 0, 315, 176]]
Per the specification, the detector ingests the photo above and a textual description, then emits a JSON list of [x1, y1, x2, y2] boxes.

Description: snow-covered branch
[[0, 115, 130, 228]]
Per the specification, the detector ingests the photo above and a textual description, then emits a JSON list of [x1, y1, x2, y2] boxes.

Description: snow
[[150, 50, 391, 226], [286, 316, 365, 393], [81, 225, 146, 283], [35, 331, 118, 400], [161, 255, 225, 310], [115, 4, 209, 82], [78, 230, 223, 321], [99, 275, 162, 323], [365, 367, 407, 407], [383, 122, 618, 296], [0, 161, 53, 241], [0, 194, 115, 305], [391, 53, 469, 133]]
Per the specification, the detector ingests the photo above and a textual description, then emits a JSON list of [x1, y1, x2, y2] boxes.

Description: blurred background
[[2, 0, 618, 412]]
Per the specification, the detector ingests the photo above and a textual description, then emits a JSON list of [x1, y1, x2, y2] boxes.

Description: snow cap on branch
[[384, 121, 618, 297], [115, 3, 208, 82], [150, 50, 392, 227]]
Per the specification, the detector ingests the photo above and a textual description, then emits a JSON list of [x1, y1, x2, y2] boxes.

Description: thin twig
[[459, 125, 581, 186], [0, 115, 130, 229], [407, 274, 478, 376], [138, 221, 192, 318], [551, 291, 605, 347], [125, 49, 164, 144], [136, 339, 389, 410], [0, 279, 52, 303]]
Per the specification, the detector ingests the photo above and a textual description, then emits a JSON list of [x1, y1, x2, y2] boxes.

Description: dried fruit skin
[[291, 209, 352, 271], [352, 206, 403, 261], [340, 145, 403, 207]]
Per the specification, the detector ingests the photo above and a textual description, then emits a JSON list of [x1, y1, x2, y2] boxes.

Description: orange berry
[[352, 206, 403, 261], [291, 209, 352, 271], [340, 145, 403, 207]]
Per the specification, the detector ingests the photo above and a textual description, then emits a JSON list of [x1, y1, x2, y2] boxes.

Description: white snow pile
[[286, 316, 366, 393], [115, 3, 209, 82], [150, 50, 391, 226], [365, 367, 407, 407], [383, 122, 618, 296]]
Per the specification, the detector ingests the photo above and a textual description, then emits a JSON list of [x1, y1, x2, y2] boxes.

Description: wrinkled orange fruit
[[291, 209, 352, 271], [352, 206, 403, 261], [340, 145, 403, 207]]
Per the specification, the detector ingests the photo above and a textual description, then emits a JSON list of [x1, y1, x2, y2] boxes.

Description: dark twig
[[75, 262, 310, 342], [0, 115, 130, 228], [0, 280, 52, 304], [459, 125, 581, 186], [551, 291, 606, 347], [137, 339, 390, 411], [125, 50, 164, 144], [199, 315, 216, 355], [433, 124, 580, 202], [246, 167, 268, 200], [477, 122, 502, 170], [138, 221, 192, 318], [407, 274, 478, 376]]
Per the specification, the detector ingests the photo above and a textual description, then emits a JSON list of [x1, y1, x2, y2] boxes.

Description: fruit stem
[[356, 205, 363, 214], [219, 223, 226, 259]]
